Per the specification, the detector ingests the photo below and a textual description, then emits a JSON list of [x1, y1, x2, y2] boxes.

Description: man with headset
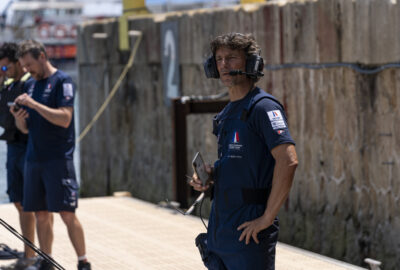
[[190, 33, 298, 269]]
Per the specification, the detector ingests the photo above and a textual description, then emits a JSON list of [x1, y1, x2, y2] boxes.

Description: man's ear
[[39, 51, 47, 62]]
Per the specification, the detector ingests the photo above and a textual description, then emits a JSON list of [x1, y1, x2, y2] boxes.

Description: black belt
[[208, 187, 271, 204], [242, 188, 270, 205]]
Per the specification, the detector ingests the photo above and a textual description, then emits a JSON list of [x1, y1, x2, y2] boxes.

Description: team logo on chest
[[43, 83, 52, 98], [44, 83, 52, 93], [228, 130, 243, 158]]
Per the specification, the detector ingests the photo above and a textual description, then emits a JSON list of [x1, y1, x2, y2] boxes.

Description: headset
[[203, 53, 264, 79]]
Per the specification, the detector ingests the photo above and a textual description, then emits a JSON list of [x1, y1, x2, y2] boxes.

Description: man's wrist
[[30, 100, 39, 111], [261, 212, 274, 227]]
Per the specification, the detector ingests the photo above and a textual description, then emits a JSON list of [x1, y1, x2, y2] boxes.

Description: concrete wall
[[77, 0, 400, 268]]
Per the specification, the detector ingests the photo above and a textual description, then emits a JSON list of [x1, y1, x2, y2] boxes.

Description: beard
[[31, 71, 44, 80], [221, 74, 246, 87]]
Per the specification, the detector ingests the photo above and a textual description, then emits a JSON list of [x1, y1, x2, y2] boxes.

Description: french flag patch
[[233, 131, 239, 143]]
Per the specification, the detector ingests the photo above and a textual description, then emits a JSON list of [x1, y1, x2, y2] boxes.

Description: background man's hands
[[9, 105, 29, 121], [9, 102, 29, 134], [189, 164, 213, 192], [15, 93, 37, 109]]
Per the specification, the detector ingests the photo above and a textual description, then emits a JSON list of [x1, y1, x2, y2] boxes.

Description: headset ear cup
[[258, 57, 264, 72], [204, 55, 219, 78], [258, 56, 264, 77], [245, 55, 253, 76], [245, 54, 264, 78]]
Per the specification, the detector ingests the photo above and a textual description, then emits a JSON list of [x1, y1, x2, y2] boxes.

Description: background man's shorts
[[6, 143, 27, 203], [23, 159, 79, 212]]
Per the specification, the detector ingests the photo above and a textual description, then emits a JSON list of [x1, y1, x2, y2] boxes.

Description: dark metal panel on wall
[[172, 98, 228, 208]]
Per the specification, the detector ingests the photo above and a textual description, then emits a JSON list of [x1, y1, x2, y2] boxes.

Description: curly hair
[[210, 32, 260, 57], [17, 39, 47, 60], [0, 42, 19, 62]]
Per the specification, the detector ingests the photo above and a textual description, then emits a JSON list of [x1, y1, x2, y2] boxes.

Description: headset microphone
[[229, 70, 246, 76], [204, 54, 264, 79], [229, 70, 264, 78]]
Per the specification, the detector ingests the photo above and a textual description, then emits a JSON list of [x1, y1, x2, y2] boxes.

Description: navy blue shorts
[[6, 143, 27, 203], [208, 241, 277, 270], [217, 245, 276, 270], [23, 159, 79, 212], [207, 219, 279, 270]]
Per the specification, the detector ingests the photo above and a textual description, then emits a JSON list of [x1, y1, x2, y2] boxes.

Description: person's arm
[[0, 74, 5, 87], [15, 93, 73, 128], [237, 143, 298, 244]]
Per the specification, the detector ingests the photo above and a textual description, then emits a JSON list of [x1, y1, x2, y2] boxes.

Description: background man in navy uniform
[[11, 40, 91, 270], [0, 42, 36, 269], [0, 61, 6, 87], [190, 33, 298, 270], [0, 51, 10, 87]]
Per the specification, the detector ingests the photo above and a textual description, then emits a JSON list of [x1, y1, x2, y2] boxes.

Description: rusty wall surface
[[77, 0, 400, 268]]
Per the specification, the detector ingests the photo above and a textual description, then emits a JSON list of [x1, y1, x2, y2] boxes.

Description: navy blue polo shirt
[[0, 74, 35, 144], [26, 70, 75, 162], [215, 88, 294, 158], [248, 93, 295, 151], [208, 88, 295, 256], [23, 77, 36, 94]]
